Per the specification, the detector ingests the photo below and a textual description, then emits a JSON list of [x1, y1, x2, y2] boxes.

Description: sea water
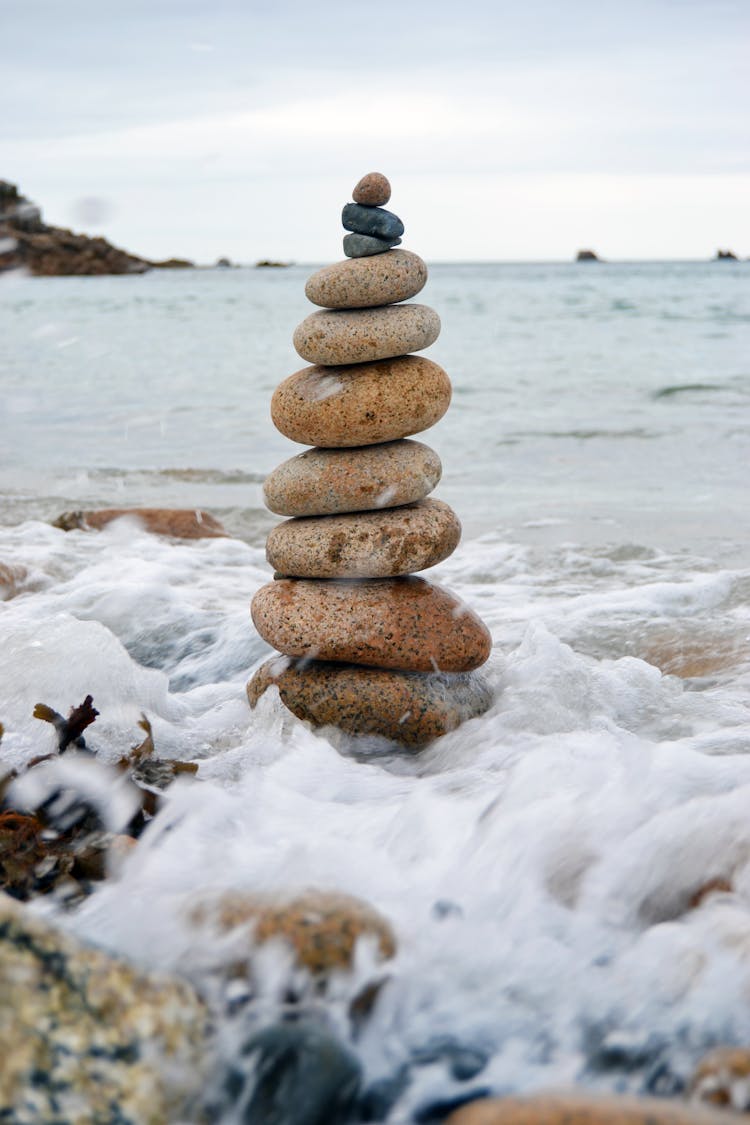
[[1, 261, 749, 1118]]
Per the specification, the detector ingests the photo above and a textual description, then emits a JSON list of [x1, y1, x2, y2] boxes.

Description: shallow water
[[1, 261, 750, 1118]]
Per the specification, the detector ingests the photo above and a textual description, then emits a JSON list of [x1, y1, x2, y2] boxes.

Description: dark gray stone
[[343, 232, 402, 258], [342, 202, 404, 240]]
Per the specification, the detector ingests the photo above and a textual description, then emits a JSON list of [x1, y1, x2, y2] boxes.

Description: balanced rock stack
[[248, 173, 493, 746]]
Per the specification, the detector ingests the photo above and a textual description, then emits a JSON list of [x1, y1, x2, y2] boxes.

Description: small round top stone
[[352, 172, 391, 207]]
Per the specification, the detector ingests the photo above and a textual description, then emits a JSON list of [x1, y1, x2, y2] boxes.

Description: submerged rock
[[690, 1047, 750, 1110], [52, 507, 227, 539]]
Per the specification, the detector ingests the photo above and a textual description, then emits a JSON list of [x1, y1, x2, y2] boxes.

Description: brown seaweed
[[33, 694, 99, 752]]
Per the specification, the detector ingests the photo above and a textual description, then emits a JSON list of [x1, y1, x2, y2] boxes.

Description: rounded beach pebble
[[305, 249, 427, 309], [248, 657, 493, 746], [266, 498, 461, 578], [444, 1094, 742, 1125], [293, 303, 440, 366], [262, 440, 443, 517], [342, 202, 404, 241], [343, 232, 401, 258], [251, 576, 492, 672], [352, 172, 391, 206], [271, 356, 451, 448]]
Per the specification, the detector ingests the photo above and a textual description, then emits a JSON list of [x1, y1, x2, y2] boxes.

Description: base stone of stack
[[293, 304, 440, 366], [248, 658, 493, 746], [305, 250, 427, 309], [267, 499, 461, 578], [251, 576, 492, 673], [262, 440, 443, 517], [271, 355, 452, 448]]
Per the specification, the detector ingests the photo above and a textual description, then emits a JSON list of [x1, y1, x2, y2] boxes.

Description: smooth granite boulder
[[445, 1094, 742, 1125], [248, 658, 493, 745], [344, 232, 402, 257], [342, 202, 404, 240], [271, 356, 452, 448], [262, 440, 443, 517], [293, 304, 440, 366], [266, 498, 461, 578], [305, 249, 427, 309], [352, 172, 391, 206], [251, 576, 492, 672]]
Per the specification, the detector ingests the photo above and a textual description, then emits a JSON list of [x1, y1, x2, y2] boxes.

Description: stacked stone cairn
[[248, 172, 493, 746]]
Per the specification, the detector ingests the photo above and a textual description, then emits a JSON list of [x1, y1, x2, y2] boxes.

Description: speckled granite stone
[[248, 657, 493, 745], [293, 304, 440, 366], [690, 1047, 750, 1110], [271, 356, 451, 448], [342, 202, 404, 241], [53, 507, 227, 538], [267, 498, 461, 578], [305, 249, 427, 309], [344, 232, 402, 257], [263, 440, 443, 517], [445, 1094, 741, 1125], [251, 576, 492, 672], [352, 172, 391, 206], [0, 893, 208, 1125]]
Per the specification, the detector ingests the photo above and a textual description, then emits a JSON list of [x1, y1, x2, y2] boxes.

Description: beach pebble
[[690, 1046, 750, 1110], [444, 1094, 741, 1125], [248, 657, 493, 746], [271, 355, 451, 448], [353, 172, 391, 206], [267, 498, 460, 578], [293, 303, 440, 366], [342, 202, 404, 241], [305, 249, 427, 309], [263, 440, 443, 517], [251, 576, 492, 672], [52, 507, 227, 539], [344, 232, 402, 257]]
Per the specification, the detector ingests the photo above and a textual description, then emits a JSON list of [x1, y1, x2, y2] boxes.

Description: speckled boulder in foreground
[[266, 499, 461, 578], [271, 355, 452, 448], [0, 893, 208, 1125], [248, 657, 493, 745], [293, 303, 440, 366], [305, 249, 427, 309], [445, 1093, 745, 1125], [251, 576, 492, 672], [262, 440, 442, 517]]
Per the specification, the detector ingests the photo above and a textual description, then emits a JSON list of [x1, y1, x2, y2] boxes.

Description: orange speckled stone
[[251, 576, 492, 672], [690, 1047, 750, 1109], [352, 172, 391, 206], [266, 498, 460, 578], [445, 1093, 744, 1125], [271, 355, 451, 448], [262, 440, 442, 517], [248, 657, 493, 745], [293, 303, 440, 366], [52, 508, 227, 539], [305, 250, 427, 309]]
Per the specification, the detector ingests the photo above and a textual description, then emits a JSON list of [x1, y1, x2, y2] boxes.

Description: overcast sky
[[3, 0, 749, 262]]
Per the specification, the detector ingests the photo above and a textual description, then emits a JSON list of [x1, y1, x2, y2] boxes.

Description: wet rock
[[0, 561, 27, 600], [576, 249, 601, 262], [690, 1047, 750, 1110], [262, 440, 443, 517], [352, 172, 391, 206], [293, 303, 440, 366], [0, 893, 209, 1123], [342, 202, 404, 240], [305, 249, 427, 309], [344, 232, 402, 257], [271, 356, 452, 448], [52, 507, 227, 539], [252, 576, 492, 672], [248, 658, 493, 745], [444, 1093, 741, 1124], [266, 499, 461, 578]]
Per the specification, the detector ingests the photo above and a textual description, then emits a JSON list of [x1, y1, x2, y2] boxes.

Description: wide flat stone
[[251, 576, 492, 672], [344, 233, 401, 257], [271, 356, 451, 448], [263, 440, 442, 517], [293, 304, 440, 366], [445, 1094, 743, 1125], [305, 250, 427, 309], [342, 202, 404, 240], [352, 172, 391, 206], [266, 499, 461, 578], [248, 657, 493, 746]]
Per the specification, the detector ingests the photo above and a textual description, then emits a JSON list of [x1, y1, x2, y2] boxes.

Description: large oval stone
[[293, 304, 440, 366], [271, 356, 451, 448], [305, 250, 427, 309], [251, 577, 492, 672], [445, 1094, 741, 1125], [248, 658, 493, 746], [263, 440, 442, 517], [267, 499, 460, 578], [342, 202, 404, 240]]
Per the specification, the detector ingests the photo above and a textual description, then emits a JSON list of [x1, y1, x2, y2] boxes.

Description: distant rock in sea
[[150, 256, 194, 269], [576, 249, 601, 261], [715, 249, 738, 261], [255, 259, 291, 268]]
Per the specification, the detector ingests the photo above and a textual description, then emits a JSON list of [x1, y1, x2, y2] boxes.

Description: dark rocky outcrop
[[576, 249, 601, 261], [715, 249, 738, 261]]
